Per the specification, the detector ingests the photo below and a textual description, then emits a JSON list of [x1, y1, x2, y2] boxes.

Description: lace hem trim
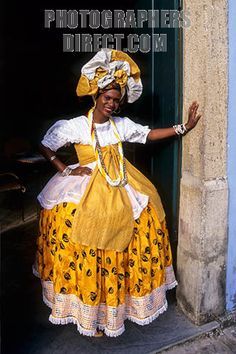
[[32, 264, 177, 337]]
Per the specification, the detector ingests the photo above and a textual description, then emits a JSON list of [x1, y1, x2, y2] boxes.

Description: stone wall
[[177, 0, 229, 324]]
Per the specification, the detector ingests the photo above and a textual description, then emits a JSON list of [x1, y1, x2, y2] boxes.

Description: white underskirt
[[37, 162, 149, 220]]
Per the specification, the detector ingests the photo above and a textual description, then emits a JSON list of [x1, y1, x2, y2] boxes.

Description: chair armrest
[[0, 172, 26, 193]]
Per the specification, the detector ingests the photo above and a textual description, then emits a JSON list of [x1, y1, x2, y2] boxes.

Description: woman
[[32, 48, 201, 337]]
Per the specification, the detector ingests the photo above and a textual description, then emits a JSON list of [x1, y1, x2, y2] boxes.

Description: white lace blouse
[[41, 115, 151, 151], [38, 115, 152, 219]]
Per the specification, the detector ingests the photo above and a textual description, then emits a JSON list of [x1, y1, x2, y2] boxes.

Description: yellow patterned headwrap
[[76, 48, 143, 103]]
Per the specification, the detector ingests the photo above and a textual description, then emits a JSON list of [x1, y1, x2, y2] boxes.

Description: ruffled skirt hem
[[33, 264, 177, 338]]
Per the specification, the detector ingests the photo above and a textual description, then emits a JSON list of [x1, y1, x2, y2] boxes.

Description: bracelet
[[173, 123, 188, 135], [50, 155, 57, 161], [61, 166, 73, 177]]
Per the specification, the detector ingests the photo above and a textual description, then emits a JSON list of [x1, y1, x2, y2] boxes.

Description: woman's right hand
[[70, 166, 93, 176]]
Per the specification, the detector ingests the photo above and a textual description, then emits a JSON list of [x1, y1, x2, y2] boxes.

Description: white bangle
[[61, 166, 73, 177], [50, 155, 57, 161], [173, 124, 188, 135]]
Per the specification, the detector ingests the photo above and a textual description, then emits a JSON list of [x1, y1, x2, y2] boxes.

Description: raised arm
[[147, 101, 202, 142]]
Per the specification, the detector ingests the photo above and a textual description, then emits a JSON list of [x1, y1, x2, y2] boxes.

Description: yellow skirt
[[33, 202, 177, 337]]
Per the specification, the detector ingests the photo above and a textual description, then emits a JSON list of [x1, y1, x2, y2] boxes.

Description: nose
[[107, 99, 116, 110]]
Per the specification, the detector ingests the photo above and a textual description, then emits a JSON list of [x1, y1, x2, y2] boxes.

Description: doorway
[[123, 0, 183, 270]]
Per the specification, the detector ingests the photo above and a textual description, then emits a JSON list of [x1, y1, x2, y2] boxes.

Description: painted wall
[[226, 0, 236, 311]]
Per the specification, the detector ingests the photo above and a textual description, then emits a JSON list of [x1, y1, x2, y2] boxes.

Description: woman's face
[[95, 89, 121, 117]]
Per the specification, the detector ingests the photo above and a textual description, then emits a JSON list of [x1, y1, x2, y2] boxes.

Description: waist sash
[[70, 143, 165, 252]]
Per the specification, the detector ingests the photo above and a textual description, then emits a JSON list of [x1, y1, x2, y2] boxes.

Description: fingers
[[189, 102, 200, 121], [77, 167, 93, 176], [196, 114, 202, 121], [190, 101, 197, 108], [191, 101, 197, 108], [85, 167, 93, 175], [193, 104, 199, 117], [191, 102, 198, 112]]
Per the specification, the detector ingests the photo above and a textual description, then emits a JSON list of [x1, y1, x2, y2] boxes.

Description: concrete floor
[[160, 326, 236, 354], [2, 219, 233, 354]]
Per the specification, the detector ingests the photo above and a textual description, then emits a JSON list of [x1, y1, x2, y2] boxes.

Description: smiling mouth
[[104, 107, 113, 113]]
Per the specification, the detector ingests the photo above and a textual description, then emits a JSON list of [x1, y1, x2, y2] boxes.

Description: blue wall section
[[226, 0, 236, 311]]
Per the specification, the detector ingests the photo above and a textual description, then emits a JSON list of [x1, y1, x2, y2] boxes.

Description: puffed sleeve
[[119, 117, 151, 144], [41, 119, 80, 151]]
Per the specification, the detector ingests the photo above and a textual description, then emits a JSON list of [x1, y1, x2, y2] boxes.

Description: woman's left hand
[[185, 101, 202, 131]]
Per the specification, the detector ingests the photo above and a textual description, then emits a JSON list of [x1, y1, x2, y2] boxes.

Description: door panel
[[124, 0, 183, 267]]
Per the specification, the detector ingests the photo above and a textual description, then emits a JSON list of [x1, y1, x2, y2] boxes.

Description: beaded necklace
[[87, 107, 127, 187]]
